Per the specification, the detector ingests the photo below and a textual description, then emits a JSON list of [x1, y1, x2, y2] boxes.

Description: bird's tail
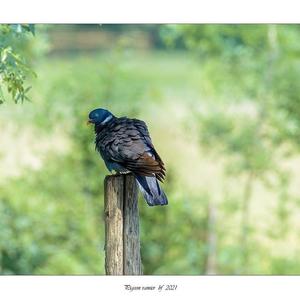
[[135, 175, 168, 206]]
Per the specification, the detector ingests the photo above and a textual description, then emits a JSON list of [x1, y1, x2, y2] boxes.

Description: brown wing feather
[[99, 117, 166, 182], [122, 152, 165, 181], [132, 119, 166, 177]]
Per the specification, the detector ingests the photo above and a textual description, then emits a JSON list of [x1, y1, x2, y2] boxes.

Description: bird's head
[[87, 108, 114, 126]]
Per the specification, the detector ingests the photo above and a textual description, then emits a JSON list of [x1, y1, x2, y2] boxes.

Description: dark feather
[[94, 114, 167, 206]]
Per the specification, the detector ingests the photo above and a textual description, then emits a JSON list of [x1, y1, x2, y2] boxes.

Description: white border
[[0, 0, 299, 23], [1, 1, 300, 298], [1, 276, 300, 299]]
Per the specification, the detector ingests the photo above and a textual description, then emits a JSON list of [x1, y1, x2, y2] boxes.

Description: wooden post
[[104, 173, 143, 275]]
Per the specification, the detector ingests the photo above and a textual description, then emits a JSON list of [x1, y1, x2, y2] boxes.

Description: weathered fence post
[[104, 173, 143, 275]]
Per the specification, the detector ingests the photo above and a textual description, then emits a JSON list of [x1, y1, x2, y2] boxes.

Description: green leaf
[[24, 86, 32, 93], [1, 48, 8, 63]]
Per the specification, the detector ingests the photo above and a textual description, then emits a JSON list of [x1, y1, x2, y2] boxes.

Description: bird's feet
[[109, 170, 131, 177]]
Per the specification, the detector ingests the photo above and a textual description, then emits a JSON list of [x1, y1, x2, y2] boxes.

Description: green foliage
[[2, 24, 300, 275], [167, 24, 300, 273], [199, 111, 274, 177], [0, 24, 36, 104], [0, 156, 103, 274]]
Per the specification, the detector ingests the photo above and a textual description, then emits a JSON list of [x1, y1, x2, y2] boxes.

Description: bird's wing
[[131, 119, 166, 181], [102, 118, 166, 181]]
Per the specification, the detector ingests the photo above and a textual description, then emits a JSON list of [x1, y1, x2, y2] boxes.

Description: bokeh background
[[1, 24, 300, 274]]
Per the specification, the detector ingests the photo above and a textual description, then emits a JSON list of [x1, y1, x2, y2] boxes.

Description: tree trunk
[[206, 198, 217, 274], [240, 172, 254, 273]]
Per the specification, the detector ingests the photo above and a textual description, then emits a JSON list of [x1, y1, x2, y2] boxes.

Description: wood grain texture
[[123, 174, 143, 275], [104, 175, 124, 275], [104, 173, 143, 275]]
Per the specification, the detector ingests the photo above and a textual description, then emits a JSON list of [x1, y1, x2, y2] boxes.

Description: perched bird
[[87, 108, 168, 206]]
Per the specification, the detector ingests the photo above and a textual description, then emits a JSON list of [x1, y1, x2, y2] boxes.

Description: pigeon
[[87, 108, 168, 206]]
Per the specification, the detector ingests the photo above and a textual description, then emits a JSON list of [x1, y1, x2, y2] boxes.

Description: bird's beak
[[86, 119, 93, 125]]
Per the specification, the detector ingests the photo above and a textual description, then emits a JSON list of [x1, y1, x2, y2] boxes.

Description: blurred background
[[1, 24, 300, 274]]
